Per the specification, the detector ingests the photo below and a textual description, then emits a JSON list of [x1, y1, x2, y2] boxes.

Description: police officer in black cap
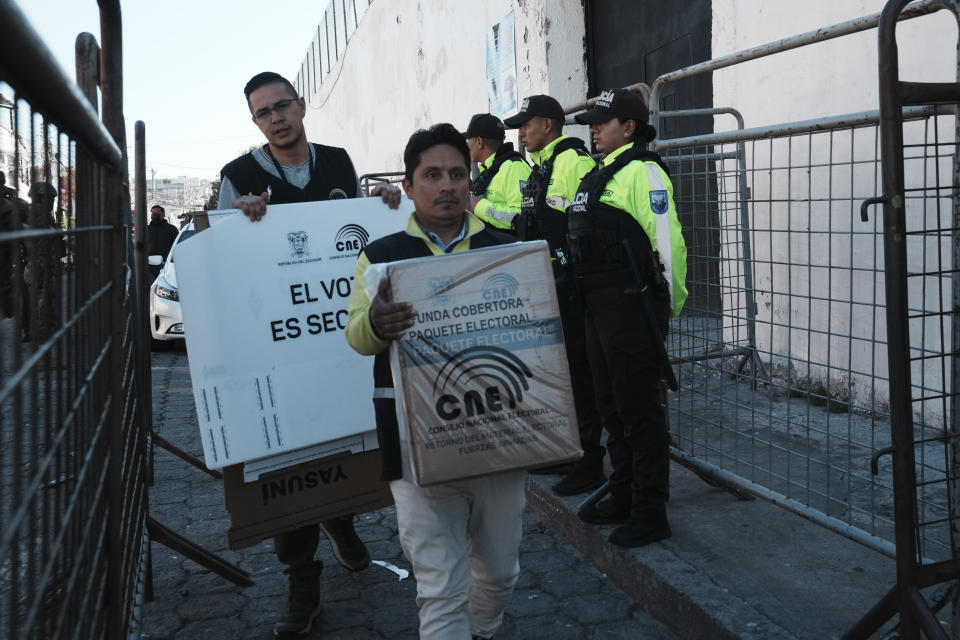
[[504, 95, 606, 496], [463, 113, 531, 232], [568, 88, 687, 547]]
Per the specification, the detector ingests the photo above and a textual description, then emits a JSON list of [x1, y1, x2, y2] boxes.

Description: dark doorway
[[584, 0, 713, 138], [585, 0, 721, 316]]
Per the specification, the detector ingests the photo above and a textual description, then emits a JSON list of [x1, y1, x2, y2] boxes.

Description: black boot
[[319, 515, 371, 571], [577, 497, 631, 525], [274, 560, 323, 639], [551, 457, 606, 496], [529, 460, 577, 475], [609, 516, 672, 548]]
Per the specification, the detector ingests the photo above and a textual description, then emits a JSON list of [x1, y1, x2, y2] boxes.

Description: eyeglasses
[[252, 98, 297, 122]]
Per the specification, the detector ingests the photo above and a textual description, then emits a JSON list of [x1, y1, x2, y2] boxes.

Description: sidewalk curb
[[524, 476, 797, 640]]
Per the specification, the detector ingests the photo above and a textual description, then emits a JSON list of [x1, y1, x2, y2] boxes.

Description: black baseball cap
[[503, 95, 565, 128], [574, 88, 649, 125], [462, 113, 506, 140]]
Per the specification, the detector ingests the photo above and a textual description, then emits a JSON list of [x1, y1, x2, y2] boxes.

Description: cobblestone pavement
[[141, 349, 675, 640]]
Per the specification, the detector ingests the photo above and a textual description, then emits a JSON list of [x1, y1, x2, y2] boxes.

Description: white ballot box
[[387, 240, 582, 485], [176, 198, 409, 468]]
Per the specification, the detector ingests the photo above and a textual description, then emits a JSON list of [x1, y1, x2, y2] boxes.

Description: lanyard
[[263, 144, 314, 186]]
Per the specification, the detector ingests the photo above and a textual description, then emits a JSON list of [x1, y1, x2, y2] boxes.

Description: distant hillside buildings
[[135, 173, 215, 226]]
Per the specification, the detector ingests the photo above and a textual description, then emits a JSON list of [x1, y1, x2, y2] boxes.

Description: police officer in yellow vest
[[463, 113, 531, 231], [504, 95, 607, 496], [569, 88, 687, 547]]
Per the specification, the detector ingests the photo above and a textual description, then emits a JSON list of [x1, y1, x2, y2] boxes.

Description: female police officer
[[567, 88, 687, 547]]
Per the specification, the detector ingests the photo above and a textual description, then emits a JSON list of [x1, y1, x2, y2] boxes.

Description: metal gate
[[0, 2, 149, 638], [849, 0, 960, 635], [571, 0, 959, 634]]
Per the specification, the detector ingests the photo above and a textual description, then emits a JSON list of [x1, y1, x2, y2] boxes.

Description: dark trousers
[[560, 302, 605, 467], [274, 524, 319, 567], [582, 283, 670, 517], [556, 268, 604, 468]]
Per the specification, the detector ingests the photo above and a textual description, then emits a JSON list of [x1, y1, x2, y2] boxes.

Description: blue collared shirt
[[416, 215, 468, 253]]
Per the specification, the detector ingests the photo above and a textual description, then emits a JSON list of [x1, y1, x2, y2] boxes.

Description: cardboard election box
[[175, 198, 410, 468], [223, 449, 393, 550], [387, 240, 581, 485], [175, 202, 400, 547]]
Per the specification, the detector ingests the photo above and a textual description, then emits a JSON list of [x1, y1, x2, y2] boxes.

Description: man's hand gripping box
[[388, 240, 581, 485]]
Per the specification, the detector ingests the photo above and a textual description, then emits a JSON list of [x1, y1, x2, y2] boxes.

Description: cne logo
[[335, 224, 370, 252], [429, 276, 455, 305], [481, 273, 519, 301], [433, 346, 533, 420], [288, 231, 310, 258]]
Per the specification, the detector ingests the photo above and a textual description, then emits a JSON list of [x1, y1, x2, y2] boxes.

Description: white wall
[[294, 0, 958, 417], [711, 1, 957, 126], [299, 0, 589, 176], [708, 1, 958, 415]]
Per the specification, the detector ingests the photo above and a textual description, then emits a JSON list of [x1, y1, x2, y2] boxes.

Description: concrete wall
[[299, 0, 589, 176], [294, 1, 958, 418], [707, 1, 958, 415], [710, 1, 956, 125]]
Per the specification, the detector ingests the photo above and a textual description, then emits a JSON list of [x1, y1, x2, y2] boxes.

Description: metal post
[[134, 122, 153, 490], [97, 1, 133, 636], [653, 106, 767, 383], [952, 72, 960, 639], [877, 2, 921, 636], [75, 32, 100, 306]]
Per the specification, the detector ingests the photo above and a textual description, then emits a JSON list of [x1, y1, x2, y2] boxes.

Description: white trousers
[[390, 470, 527, 640]]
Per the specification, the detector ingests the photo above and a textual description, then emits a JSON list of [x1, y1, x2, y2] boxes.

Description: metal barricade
[[567, 0, 959, 603], [359, 171, 404, 196], [0, 2, 149, 638], [661, 102, 957, 556], [845, 1, 960, 636], [650, 0, 960, 561]]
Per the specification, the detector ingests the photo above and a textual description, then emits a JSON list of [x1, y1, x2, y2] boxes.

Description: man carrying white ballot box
[[345, 124, 520, 640], [217, 71, 401, 640]]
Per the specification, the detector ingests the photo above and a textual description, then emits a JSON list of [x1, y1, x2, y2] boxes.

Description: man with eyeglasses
[[219, 71, 400, 216], [217, 71, 400, 640]]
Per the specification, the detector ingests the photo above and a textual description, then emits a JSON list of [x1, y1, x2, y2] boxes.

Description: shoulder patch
[[329, 188, 348, 200], [650, 189, 669, 214]]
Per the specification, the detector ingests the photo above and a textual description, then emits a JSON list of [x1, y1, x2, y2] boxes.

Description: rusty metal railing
[[0, 1, 150, 638]]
